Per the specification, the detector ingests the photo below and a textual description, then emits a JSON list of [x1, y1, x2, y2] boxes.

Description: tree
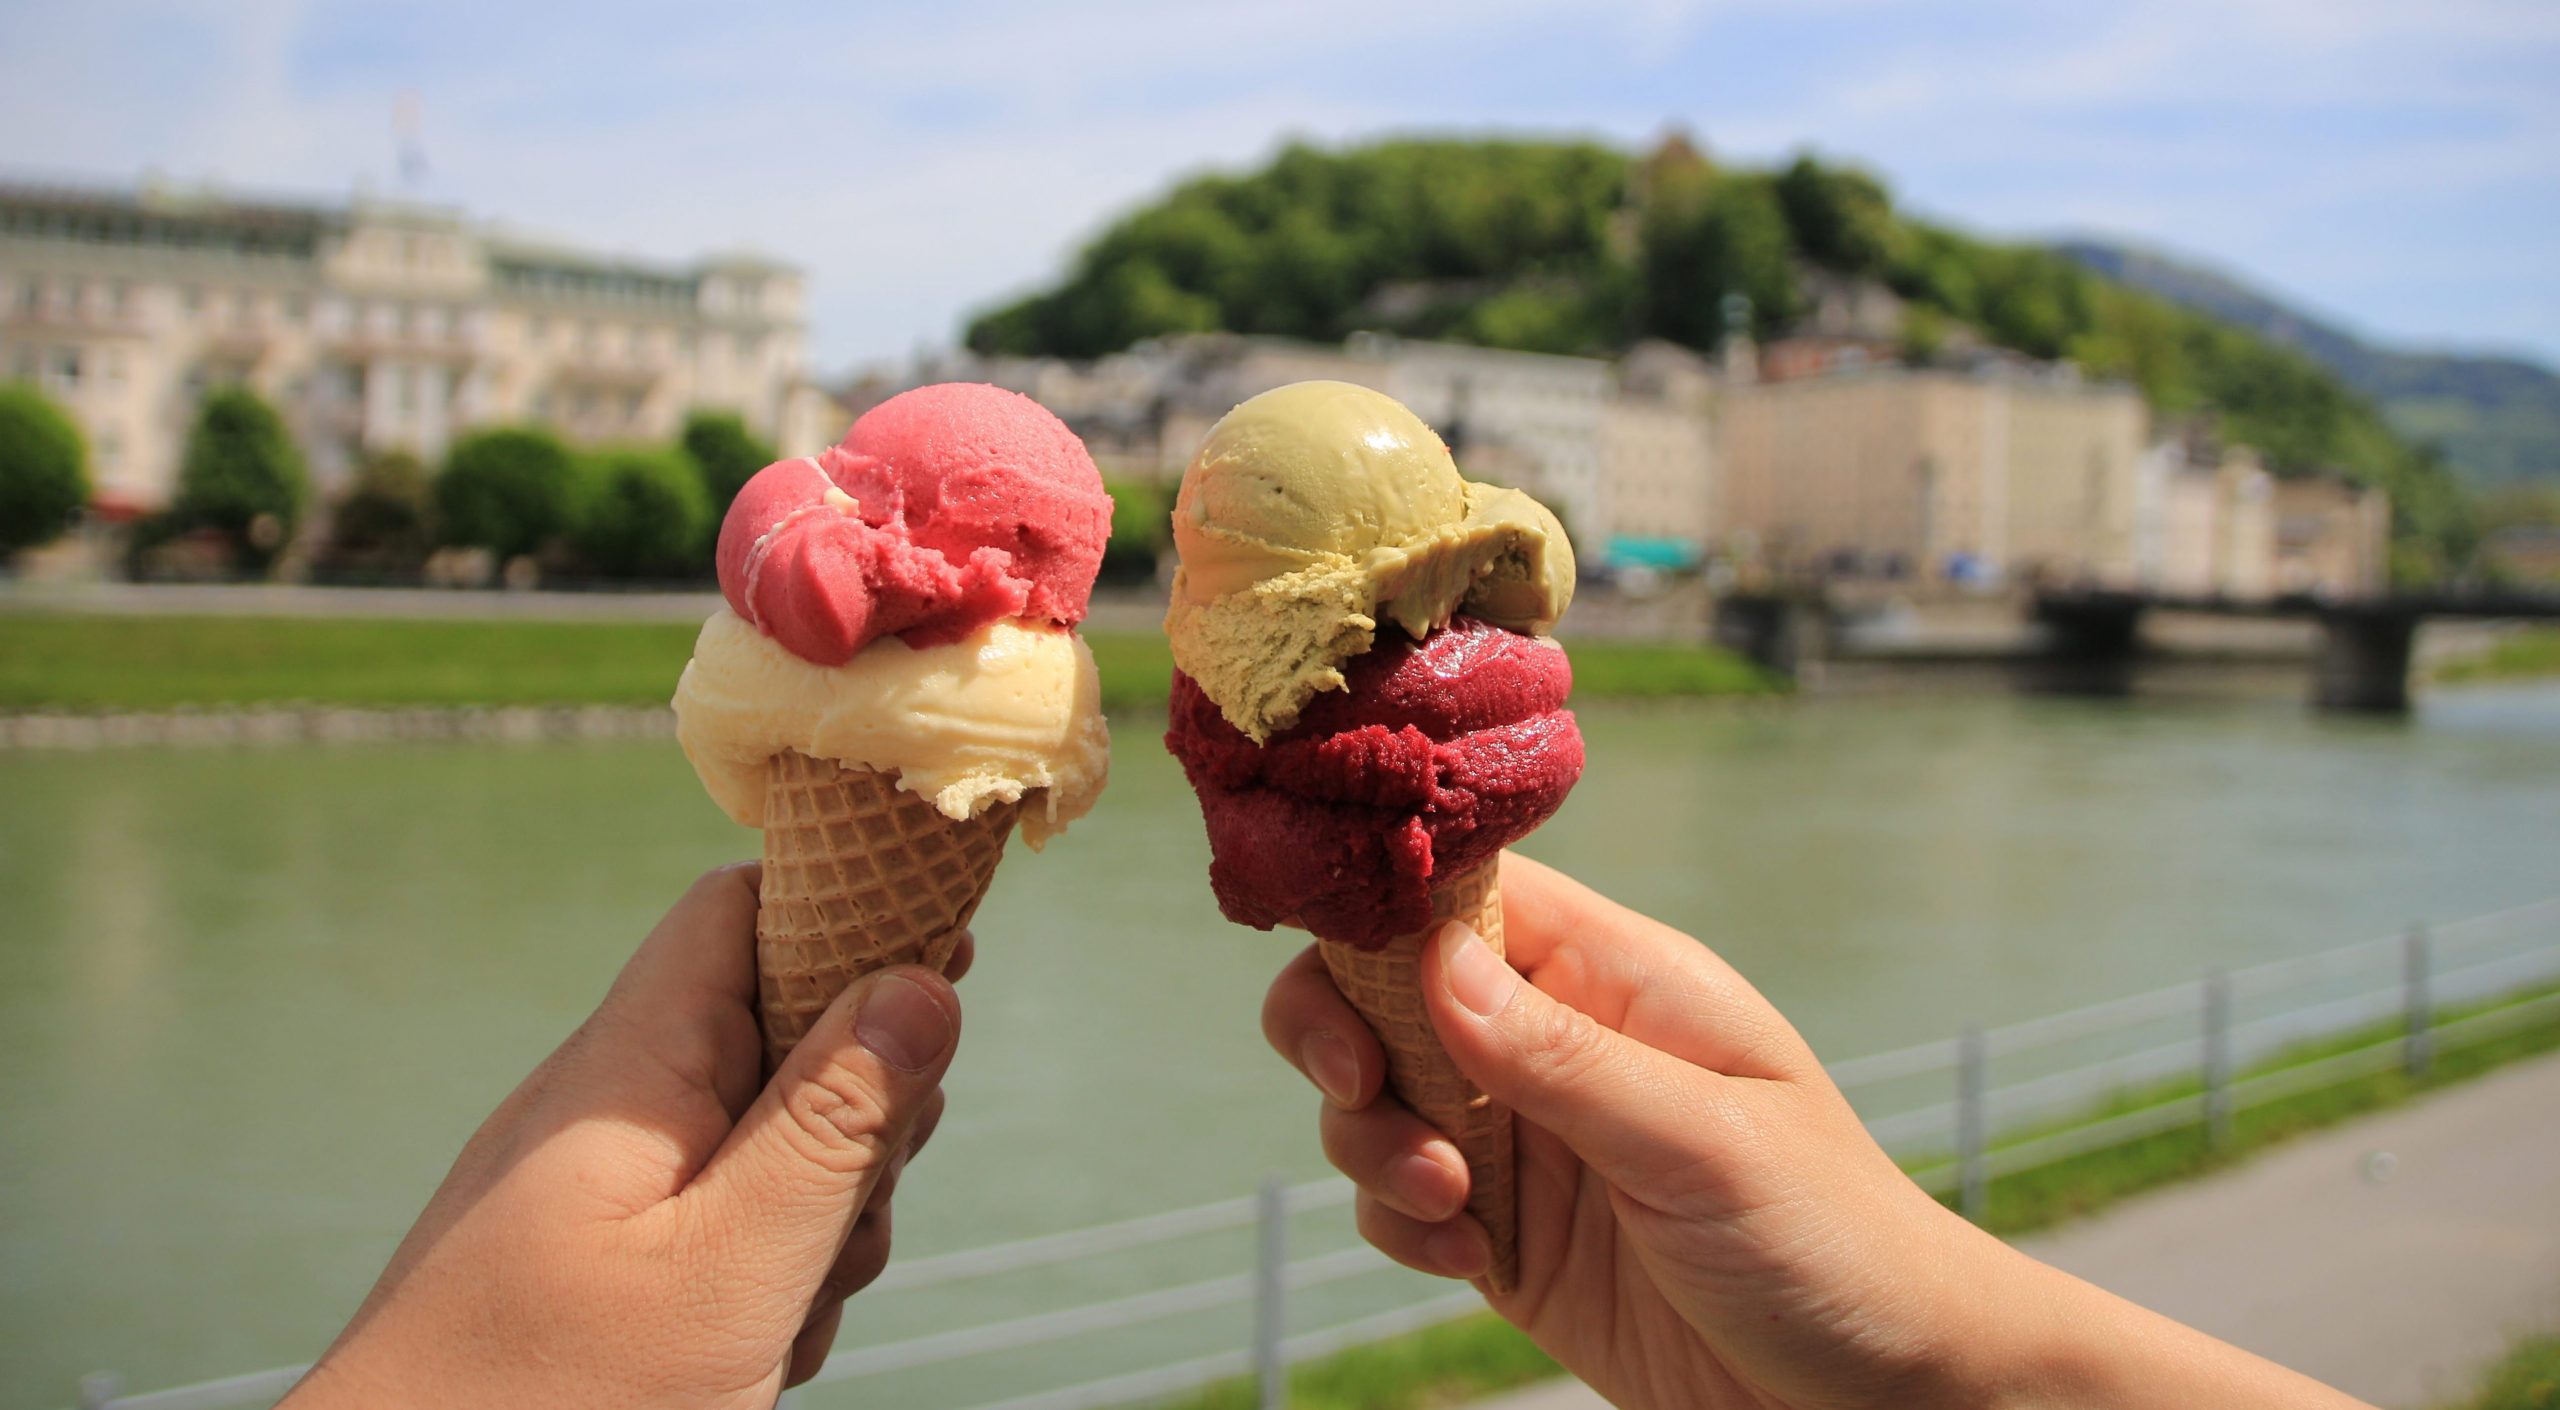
[[324, 449, 434, 574], [436, 426, 581, 561], [1774, 155, 1901, 276], [172, 387, 308, 573], [572, 447, 710, 579], [678, 410, 778, 525], [1641, 170, 1799, 344], [0, 383, 90, 561]]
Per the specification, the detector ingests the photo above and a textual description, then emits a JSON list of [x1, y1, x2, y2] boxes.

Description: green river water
[[4, 686, 2557, 1406]]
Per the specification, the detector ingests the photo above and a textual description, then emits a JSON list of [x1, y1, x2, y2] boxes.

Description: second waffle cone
[[756, 748, 1022, 1071], [1318, 859, 1518, 1294]]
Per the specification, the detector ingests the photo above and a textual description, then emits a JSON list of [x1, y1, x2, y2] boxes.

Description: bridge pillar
[[1712, 592, 1828, 681], [2314, 607, 2419, 713], [2027, 591, 2146, 696]]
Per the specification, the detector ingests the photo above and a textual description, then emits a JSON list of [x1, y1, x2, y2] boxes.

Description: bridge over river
[[1716, 587, 2560, 711]]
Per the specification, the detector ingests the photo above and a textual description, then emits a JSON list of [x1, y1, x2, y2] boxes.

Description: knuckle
[[781, 1061, 900, 1174], [1515, 997, 1603, 1075]]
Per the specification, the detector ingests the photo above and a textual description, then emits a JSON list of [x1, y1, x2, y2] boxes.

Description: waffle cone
[[1319, 860, 1517, 1294], [756, 749, 1021, 1071]]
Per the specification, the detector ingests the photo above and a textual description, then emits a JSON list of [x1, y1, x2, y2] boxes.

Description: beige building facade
[[1716, 364, 2146, 586], [2271, 476, 2390, 597], [0, 178, 828, 510]]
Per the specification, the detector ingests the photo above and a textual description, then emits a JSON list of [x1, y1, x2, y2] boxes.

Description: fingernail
[[1441, 924, 1516, 1017], [1302, 1030, 1361, 1107], [1391, 1152, 1465, 1221], [855, 973, 952, 1073], [1424, 1223, 1490, 1279]]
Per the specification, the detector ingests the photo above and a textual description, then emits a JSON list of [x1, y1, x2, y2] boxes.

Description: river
[[4, 685, 2557, 1405]]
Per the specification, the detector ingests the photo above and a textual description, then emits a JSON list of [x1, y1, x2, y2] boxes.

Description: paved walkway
[[1475, 1049, 2560, 1410]]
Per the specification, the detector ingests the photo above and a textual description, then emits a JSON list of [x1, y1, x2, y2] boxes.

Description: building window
[[98, 431, 121, 468], [181, 285, 202, 315], [284, 294, 308, 323], [46, 348, 81, 391]]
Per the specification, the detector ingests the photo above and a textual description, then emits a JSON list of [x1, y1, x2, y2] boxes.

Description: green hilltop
[[966, 137, 2472, 579]]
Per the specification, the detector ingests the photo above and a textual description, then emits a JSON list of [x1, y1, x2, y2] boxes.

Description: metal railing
[[74, 894, 2560, 1410]]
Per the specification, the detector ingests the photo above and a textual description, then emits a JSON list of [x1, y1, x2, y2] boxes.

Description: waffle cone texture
[[1318, 860, 1518, 1293], [756, 749, 1021, 1071]]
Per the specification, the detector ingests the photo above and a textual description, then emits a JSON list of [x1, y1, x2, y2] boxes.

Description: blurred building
[[0, 177, 830, 511], [2143, 439, 2275, 597], [1715, 349, 2147, 587], [2134, 432, 2385, 599], [2271, 475, 2389, 597]]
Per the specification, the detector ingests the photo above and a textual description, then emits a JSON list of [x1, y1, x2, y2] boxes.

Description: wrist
[[1905, 1212, 2116, 1410]]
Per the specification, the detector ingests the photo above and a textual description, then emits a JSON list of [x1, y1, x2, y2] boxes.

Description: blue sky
[[3, 0, 2555, 372]]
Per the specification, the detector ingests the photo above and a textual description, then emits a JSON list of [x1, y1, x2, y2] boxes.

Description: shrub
[[1100, 474, 1172, 584], [0, 383, 90, 560], [323, 450, 435, 574], [678, 410, 778, 527], [435, 426, 580, 561], [573, 447, 710, 579], [172, 387, 308, 573]]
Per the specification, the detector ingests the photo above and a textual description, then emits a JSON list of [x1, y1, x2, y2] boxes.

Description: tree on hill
[[436, 426, 581, 562], [171, 387, 308, 573], [0, 383, 90, 562], [968, 139, 1632, 357]]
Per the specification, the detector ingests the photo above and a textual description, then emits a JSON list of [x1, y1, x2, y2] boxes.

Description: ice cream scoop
[[1165, 380, 1574, 742], [1166, 617, 1582, 946], [720, 382, 1113, 665], [677, 383, 1111, 1067]]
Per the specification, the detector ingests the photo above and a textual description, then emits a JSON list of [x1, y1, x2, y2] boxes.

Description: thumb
[[685, 967, 960, 1299], [1423, 921, 1737, 1195]]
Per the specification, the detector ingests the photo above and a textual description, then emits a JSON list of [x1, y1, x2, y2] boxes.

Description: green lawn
[[2448, 1332, 2560, 1410], [0, 613, 1779, 714], [1954, 982, 2560, 1236], [1162, 1315, 1559, 1410], [2437, 627, 2560, 685]]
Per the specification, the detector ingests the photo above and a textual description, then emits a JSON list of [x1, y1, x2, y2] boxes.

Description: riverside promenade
[[1473, 1048, 2560, 1410]]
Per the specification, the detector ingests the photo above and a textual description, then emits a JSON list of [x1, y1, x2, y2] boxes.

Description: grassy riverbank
[[2437, 627, 2560, 685], [0, 613, 1779, 714], [2448, 1332, 2560, 1409]]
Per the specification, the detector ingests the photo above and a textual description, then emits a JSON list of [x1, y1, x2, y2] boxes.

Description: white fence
[[73, 895, 2560, 1410]]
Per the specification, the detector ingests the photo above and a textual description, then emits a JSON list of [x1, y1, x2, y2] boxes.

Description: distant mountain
[[2057, 240, 2560, 488]]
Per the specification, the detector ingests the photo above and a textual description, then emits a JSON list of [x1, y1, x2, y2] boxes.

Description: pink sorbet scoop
[[716, 383, 1113, 665]]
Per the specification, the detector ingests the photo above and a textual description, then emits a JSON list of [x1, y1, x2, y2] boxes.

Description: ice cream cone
[[755, 748, 1023, 1071], [1318, 859, 1517, 1294]]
